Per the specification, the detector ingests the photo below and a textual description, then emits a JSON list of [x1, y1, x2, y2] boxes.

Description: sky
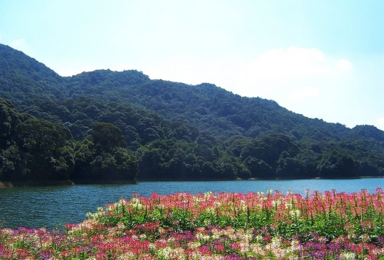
[[1, 0, 384, 130]]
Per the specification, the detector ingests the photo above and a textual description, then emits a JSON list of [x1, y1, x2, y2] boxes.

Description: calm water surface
[[1, 179, 384, 229]]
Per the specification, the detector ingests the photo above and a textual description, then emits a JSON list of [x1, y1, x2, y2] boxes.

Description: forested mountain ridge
[[66, 69, 349, 141], [1, 43, 384, 184], [0, 44, 64, 101]]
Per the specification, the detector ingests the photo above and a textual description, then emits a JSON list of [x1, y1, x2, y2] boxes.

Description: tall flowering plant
[[2, 189, 384, 259]]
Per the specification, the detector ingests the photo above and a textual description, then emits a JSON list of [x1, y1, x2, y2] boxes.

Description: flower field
[[2, 189, 384, 259]]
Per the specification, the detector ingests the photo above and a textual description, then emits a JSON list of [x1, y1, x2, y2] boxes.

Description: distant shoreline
[[0, 179, 136, 188], [0, 180, 75, 188], [2, 176, 384, 188]]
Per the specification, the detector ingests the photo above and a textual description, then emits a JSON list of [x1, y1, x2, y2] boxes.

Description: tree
[[240, 134, 298, 166], [243, 156, 275, 179], [72, 122, 138, 183], [16, 117, 73, 181], [0, 98, 22, 149], [92, 122, 126, 151], [276, 157, 307, 179], [317, 150, 360, 179]]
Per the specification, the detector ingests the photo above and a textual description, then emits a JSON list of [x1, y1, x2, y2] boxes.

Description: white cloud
[[140, 47, 352, 100], [289, 87, 320, 99], [9, 38, 34, 55], [245, 47, 353, 86], [337, 59, 352, 71], [10, 38, 26, 49], [248, 47, 331, 80], [375, 117, 384, 130]]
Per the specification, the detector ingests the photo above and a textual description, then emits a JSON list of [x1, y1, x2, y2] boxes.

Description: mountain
[[1, 43, 384, 184], [0, 44, 65, 101]]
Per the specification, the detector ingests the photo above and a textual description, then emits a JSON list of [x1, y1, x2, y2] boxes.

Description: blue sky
[[1, 0, 384, 130]]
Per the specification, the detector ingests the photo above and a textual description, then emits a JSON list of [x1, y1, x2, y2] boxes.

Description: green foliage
[[92, 122, 126, 151], [318, 150, 360, 178], [2, 43, 384, 182], [0, 98, 22, 149], [0, 101, 74, 182], [0, 98, 137, 184], [71, 139, 138, 183]]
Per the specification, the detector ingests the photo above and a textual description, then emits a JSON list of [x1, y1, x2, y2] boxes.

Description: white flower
[[271, 236, 281, 247], [340, 252, 355, 260], [289, 209, 300, 217], [129, 197, 144, 210]]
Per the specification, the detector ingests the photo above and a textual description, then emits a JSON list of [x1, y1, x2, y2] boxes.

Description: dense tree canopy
[[0, 98, 138, 184], [1, 43, 384, 184]]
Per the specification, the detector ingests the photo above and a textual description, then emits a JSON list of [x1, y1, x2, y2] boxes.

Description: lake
[[1, 179, 384, 230]]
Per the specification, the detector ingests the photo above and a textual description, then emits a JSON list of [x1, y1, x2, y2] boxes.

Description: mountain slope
[[0, 44, 358, 142], [1, 43, 384, 180], [64, 70, 353, 142], [0, 44, 64, 101]]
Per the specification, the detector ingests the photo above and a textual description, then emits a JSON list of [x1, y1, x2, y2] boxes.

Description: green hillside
[[1, 43, 384, 184]]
